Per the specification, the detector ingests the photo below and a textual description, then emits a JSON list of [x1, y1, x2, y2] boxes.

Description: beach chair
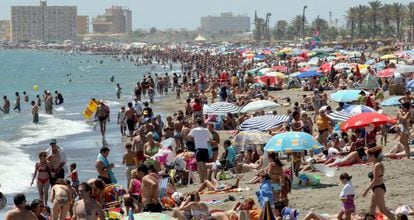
[[158, 177, 170, 199], [103, 184, 126, 209]]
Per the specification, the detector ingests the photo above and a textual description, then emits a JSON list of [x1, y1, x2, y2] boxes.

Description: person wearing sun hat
[[46, 139, 67, 186]]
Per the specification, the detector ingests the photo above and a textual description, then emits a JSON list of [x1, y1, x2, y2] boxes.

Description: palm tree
[[290, 15, 305, 40], [346, 7, 358, 39], [356, 4, 369, 38], [368, 0, 382, 38], [381, 4, 393, 38], [407, 2, 414, 42], [391, 2, 405, 39], [275, 20, 288, 40]]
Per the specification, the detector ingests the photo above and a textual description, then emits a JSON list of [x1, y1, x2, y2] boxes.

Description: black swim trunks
[[142, 202, 162, 212]]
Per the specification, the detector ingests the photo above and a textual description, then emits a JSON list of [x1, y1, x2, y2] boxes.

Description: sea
[[0, 50, 180, 216]]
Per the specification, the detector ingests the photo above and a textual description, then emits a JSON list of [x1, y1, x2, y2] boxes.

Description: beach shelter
[[239, 115, 289, 132], [380, 96, 404, 106], [340, 112, 396, 131], [359, 74, 380, 90], [396, 64, 414, 74], [194, 35, 206, 42], [240, 100, 281, 113], [327, 111, 352, 122], [330, 89, 364, 102], [233, 131, 272, 149], [204, 102, 240, 115], [297, 70, 321, 78], [343, 105, 376, 115], [264, 131, 323, 153], [377, 68, 396, 78]]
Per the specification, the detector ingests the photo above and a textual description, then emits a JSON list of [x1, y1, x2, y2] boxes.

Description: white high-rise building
[[11, 0, 77, 42]]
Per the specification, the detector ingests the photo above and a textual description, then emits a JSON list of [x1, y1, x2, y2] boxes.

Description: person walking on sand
[[122, 142, 137, 188], [50, 179, 72, 220], [73, 182, 105, 220], [46, 139, 67, 186], [188, 117, 211, 183], [5, 193, 36, 220], [124, 102, 137, 139], [96, 100, 110, 138], [31, 151, 51, 206], [31, 101, 39, 124], [337, 173, 356, 220], [1, 95, 10, 114]]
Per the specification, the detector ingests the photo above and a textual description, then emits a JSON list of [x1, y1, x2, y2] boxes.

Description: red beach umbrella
[[340, 112, 396, 131], [377, 68, 396, 78]]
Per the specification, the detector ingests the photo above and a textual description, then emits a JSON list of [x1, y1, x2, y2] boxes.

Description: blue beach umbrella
[[343, 105, 376, 115], [380, 96, 404, 106], [406, 79, 414, 90], [330, 89, 363, 102], [297, 70, 321, 78], [264, 132, 323, 153]]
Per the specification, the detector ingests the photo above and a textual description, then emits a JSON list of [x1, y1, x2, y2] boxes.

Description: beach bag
[[281, 207, 299, 220]]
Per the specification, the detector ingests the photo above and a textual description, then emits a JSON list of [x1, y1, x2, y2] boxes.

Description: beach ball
[[33, 85, 39, 91]]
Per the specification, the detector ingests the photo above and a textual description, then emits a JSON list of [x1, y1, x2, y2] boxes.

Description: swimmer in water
[[31, 101, 39, 124], [110, 75, 114, 82]]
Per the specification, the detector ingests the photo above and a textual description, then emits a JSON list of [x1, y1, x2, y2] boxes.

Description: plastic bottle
[[128, 207, 134, 220]]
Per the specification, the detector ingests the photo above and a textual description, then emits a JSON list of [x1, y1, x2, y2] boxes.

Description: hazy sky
[[1, 0, 413, 30]]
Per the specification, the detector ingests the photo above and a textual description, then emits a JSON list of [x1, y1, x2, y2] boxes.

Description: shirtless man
[[124, 102, 137, 140], [173, 116, 184, 151], [95, 147, 115, 185], [73, 182, 105, 220], [45, 91, 54, 115], [1, 96, 10, 114], [163, 116, 175, 139], [14, 91, 21, 113], [46, 139, 67, 186], [137, 164, 162, 212], [96, 100, 110, 138], [131, 126, 143, 153], [5, 193, 36, 220], [31, 101, 39, 124]]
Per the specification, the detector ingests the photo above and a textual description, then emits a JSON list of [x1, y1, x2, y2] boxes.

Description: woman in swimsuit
[[266, 152, 285, 203], [51, 178, 72, 220], [171, 192, 209, 220], [362, 146, 395, 220], [31, 151, 51, 206], [144, 132, 161, 170]]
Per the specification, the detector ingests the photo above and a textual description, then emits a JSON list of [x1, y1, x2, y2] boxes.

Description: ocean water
[[0, 50, 179, 214]]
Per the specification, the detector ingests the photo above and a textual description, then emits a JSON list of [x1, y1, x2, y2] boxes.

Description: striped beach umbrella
[[240, 100, 281, 113], [205, 102, 240, 115], [327, 111, 352, 122], [239, 115, 289, 132], [233, 131, 272, 149], [343, 105, 376, 115]]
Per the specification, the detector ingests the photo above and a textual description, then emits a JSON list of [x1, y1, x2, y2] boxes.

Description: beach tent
[[194, 35, 206, 42], [359, 73, 380, 90]]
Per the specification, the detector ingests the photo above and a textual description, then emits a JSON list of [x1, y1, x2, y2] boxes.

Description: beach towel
[[256, 179, 273, 208], [97, 153, 117, 184], [199, 187, 250, 195]]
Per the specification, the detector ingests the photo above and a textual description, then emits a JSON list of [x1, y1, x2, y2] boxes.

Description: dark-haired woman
[[362, 147, 395, 220], [266, 152, 284, 203]]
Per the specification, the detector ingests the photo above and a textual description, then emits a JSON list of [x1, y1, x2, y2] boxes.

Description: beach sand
[[155, 89, 414, 217]]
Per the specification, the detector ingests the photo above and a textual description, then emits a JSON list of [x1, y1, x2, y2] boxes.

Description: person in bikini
[[50, 179, 72, 220], [197, 175, 243, 193], [73, 182, 105, 220], [133, 128, 146, 164], [173, 116, 184, 151], [31, 151, 51, 206]]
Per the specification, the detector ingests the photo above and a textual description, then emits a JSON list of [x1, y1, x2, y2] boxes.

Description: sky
[[1, 0, 413, 30]]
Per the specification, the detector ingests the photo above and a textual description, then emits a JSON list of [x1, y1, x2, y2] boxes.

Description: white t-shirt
[[189, 127, 211, 149], [134, 101, 143, 115], [339, 181, 355, 198]]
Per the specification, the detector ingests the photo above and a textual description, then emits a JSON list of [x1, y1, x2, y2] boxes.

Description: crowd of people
[[4, 43, 414, 220]]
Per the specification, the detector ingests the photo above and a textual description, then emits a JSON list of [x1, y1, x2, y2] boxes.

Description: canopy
[[297, 70, 321, 78], [240, 100, 281, 113], [194, 35, 206, 41], [233, 131, 272, 149], [327, 111, 351, 122], [239, 115, 289, 132], [340, 112, 396, 131], [330, 89, 364, 102], [380, 96, 404, 106], [359, 74, 380, 90], [204, 102, 240, 115], [264, 131, 323, 153], [343, 105, 376, 115]]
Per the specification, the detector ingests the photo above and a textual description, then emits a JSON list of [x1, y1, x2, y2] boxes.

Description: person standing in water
[[45, 91, 53, 115], [96, 100, 110, 138], [116, 83, 122, 99], [13, 92, 21, 113], [31, 101, 39, 124], [23, 91, 29, 102], [1, 96, 10, 114]]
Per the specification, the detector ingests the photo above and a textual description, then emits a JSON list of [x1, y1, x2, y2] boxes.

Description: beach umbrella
[[406, 79, 414, 90], [380, 96, 404, 106], [265, 71, 287, 79], [271, 65, 288, 72], [330, 89, 363, 102], [327, 111, 352, 122], [318, 62, 332, 73], [381, 54, 397, 60], [334, 63, 351, 70], [340, 112, 396, 131], [297, 70, 321, 78], [130, 212, 176, 219], [291, 56, 306, 62], [240, 100, 281, 113], [373, 61, 386, 70], [257, 68, 272, 76], [239, 115, 289, 132], [233, 131, 272, 149], [343, 105, 376, 115], [254, 54, 266, 61], [377, 68, 396, 78], [264, 131, 323, 153], [348, 51, 362, 57], [359, 73, 380, 90], [396, 64, 414, 74], [205, 102, 240, 115]]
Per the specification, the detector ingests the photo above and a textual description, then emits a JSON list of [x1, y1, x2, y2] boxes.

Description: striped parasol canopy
[[239, 115, 289, 132], [204, 102, 240, 115], [343, 105, 376, 115], [327, 111, 352, 122]]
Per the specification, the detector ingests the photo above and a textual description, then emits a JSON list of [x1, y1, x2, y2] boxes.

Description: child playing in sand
[[337, 173, 355, 220]]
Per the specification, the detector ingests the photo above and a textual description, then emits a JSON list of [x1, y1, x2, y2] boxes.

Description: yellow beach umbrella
[[381, 54, 397, 60]]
